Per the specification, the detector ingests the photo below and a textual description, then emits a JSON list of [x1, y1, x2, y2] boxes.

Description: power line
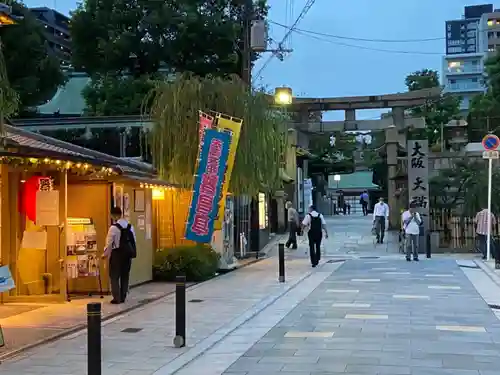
[[292, 29, 443, 55], [269, 20, 445, 43], [253, 0, 317, 81]]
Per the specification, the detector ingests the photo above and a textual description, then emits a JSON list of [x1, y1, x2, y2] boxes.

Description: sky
[[24, 0, 491, 120]]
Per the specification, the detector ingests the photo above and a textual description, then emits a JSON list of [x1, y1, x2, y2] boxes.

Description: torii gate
[[272, 87, 441, 229]]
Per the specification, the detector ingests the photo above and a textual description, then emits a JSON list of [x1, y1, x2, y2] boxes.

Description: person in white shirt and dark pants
[[401, 203, 422, 261], [373, 197, 389, 244]]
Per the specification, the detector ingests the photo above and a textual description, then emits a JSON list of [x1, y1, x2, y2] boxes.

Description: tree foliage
[[70, 0, 267, 77], [468, 52, 500, 141], [83, 75, 155, 116], [144, 74, 286, 195], [2, 1, 65, 113], [71, 0, 268, 115], [430, 158, 500, 216], [405, 69, 460, 144]]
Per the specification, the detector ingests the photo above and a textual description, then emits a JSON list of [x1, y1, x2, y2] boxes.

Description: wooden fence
[[429, 209, 500, 251]]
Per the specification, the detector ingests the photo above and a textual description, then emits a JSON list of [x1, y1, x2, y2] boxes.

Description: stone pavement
[[223, 257, 500, 375], [0, 246, 333, 375], [294, 215, 399, 259], [3, 215, 500, 375], [0, 282, 181, 359]]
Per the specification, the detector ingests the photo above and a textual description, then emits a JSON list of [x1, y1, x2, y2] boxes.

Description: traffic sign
[[482, 134, 500, 150], [483, 150, 499, 159]]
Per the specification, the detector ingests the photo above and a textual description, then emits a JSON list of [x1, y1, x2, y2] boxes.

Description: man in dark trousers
[[302, 205, 328, 267], [103, 207, 137, 304]]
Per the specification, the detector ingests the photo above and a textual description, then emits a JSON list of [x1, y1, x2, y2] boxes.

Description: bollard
[[173, 275, 186, 348], [278, 243, 285, 283], [426, 231, 431, 259], [87, 302, 101, 375]]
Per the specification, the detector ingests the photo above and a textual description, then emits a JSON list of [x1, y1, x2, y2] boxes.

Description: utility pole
[[241, 0, 252, 87]]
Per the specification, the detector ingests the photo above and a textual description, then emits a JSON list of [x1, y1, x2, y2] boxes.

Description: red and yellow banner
[[214, 114, 242, 230]]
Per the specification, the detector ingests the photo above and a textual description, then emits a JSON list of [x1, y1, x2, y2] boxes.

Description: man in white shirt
[[103, 207, 137, 304], [302, 205, 328, 267], [401, 203, 422, 261], [372, 197, 389, 244]]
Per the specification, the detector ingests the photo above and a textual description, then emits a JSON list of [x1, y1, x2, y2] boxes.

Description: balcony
[[446, 66, 483, 75], [446, 82, 484, 93]]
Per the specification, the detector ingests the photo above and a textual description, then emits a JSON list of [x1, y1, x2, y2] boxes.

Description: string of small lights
[[0, 156, 117, 176]]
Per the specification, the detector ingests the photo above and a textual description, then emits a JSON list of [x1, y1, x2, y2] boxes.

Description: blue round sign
[[482, 134, 500, 150]]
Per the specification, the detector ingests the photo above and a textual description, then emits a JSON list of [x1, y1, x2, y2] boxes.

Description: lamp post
[[274, 86, 293, 106], [334, 174, 341, 190], [333, 174, 341, 215]]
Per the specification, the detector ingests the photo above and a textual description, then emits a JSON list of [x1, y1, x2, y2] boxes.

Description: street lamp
[[334, 174, 341, 189], [274, 86, 293, 105]]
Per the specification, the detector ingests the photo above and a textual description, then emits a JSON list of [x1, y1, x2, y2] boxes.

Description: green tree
[[405, 69, 460, 145], [71, 0, 268, 115], [70, 0, 267, 77], [2, 1, 65, 113], [468, 52, 500, 140], [83, 75, 155, 116], [145, 74, 286, 195]]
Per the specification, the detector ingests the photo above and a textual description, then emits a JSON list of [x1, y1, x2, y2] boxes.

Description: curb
[[473, 259, 500, 288]]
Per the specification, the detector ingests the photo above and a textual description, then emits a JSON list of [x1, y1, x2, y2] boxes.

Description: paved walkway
[[0, 249, 326, 374], [2, 215, 500, 375], [223, 257, 500, 375]]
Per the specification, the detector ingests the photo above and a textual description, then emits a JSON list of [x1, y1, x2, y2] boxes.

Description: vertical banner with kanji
[[407, 140, 429, 248], [185, 129, 231, 243], [214, 114, 242, 230], [198, 111, 214, 154]]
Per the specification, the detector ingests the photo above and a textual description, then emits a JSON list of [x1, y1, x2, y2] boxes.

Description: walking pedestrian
[[285, 201, 299, 249], [401, 203, 421, 262], [360, 190, 369, 216], [373, 197, 389, 244], [102, 207, 137, 304], [475, 206, 496, 260], [302, 205, 328, 267]]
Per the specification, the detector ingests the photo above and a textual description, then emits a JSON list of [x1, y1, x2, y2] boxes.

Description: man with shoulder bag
[[102, 207, 137, 304], [302, 205, 328, 268]]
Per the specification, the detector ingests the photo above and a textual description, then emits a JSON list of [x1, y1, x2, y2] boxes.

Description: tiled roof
[[4, 125, 155, 176], [328, 171, 380, 190]]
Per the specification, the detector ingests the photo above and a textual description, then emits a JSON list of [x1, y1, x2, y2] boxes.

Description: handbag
[[296, 226, 303, 236]]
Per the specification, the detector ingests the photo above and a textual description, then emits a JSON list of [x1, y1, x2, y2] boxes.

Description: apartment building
[[443, 4, 493, 115], [29, 7, 71, 64]]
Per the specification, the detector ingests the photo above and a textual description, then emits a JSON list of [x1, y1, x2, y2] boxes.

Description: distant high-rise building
[[443, 4, 493, 116], [29, 7, 71, 65]]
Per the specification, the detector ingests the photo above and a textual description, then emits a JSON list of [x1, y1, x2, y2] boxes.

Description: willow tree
[[144, 74, 287, 195]]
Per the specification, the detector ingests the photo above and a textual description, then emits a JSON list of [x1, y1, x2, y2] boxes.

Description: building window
[[471, 77, 478, 83], [449, 79, 456, 84], [488, 20, 495, 26], [489, 31, 494, 39]]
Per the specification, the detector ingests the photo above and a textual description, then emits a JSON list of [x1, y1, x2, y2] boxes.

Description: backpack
[[309, 214, 323, 237], [113, 223, 137, 258]]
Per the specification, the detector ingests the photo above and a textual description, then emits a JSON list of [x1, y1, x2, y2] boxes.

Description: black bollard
[[278, 243, 285, 283], [87, 302, 101, 375], [426, 231, 431, 259], [173, 275, 186, 348]]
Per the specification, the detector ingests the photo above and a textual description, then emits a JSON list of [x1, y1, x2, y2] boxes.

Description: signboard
[[482, 134, 500, 150], [185, 129, 231, 243], [407, 140, 429, 251], [483, 150, 499, 159]]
